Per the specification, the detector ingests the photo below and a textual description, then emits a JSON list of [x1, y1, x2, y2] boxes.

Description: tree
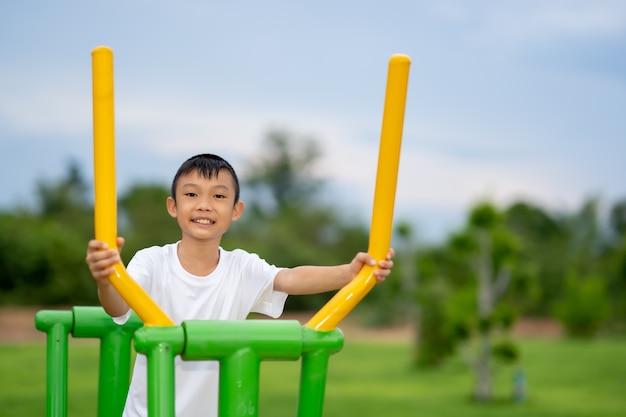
[[243, 129, 323, 215], [119, 183, 181, 263], [226, 129, 370, 311], [395, 221, 418, 324], [605, 199, 626, 322], [549, 198, 610, 336], [0, 161, 98, 305], [422, 202, 524, 401], [503, 201, 565, 314], [36, 159, 93, 238], [554, 273, 609, 338], [460, 203, 520, 401], [609, 200, 626, 238], [0, 211, 97, 305]]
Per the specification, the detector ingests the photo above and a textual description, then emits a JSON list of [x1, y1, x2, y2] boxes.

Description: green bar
[[134, 326, 185, 417], [183, 320, 304, 360], [35, 310, 74, 417]]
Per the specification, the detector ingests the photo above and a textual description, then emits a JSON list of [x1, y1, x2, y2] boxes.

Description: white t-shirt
[[116, 243, 288, 417]]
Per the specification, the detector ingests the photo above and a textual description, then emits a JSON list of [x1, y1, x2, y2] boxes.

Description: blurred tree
[[554, 273, 609, 338], [411, 237, 473, 368], [395, 221, 418, 324], [503, 201, 565, 314], [416, 201, 525, 400], [597, 199, 626, 328], [118, 183, 180, 263], [609, 200, 626, 238], [0, 160, 98, 305], [549, 198, 610, 335], [463, 202, 520, 401], [565, 198, 603, 276], [36, 159, 93, 240], [243, 129, 323, 215], [225, 129, 370, 311]]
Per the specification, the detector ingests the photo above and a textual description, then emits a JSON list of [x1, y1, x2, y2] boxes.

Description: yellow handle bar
[[306, 54, 410, 331], [92, 46, 175, 327]]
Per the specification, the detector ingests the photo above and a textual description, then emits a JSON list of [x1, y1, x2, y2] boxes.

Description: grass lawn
[[1, 337, 624, 417]]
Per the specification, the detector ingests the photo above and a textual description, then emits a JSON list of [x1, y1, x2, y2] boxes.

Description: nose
[[197, 196, 213, 212]]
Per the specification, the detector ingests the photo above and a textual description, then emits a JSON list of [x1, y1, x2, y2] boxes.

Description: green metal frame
[[35, 307, 344, 417]]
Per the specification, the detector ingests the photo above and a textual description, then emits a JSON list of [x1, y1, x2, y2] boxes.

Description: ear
[[166, 196, 177, 218], [231, 201, 244, 221]]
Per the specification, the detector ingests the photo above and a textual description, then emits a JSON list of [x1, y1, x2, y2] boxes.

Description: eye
[[214, 194, 226, 199], [184, 192, 197, 197]]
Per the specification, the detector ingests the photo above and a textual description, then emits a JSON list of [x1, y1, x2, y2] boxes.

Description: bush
[[554, 274, 609, 338]]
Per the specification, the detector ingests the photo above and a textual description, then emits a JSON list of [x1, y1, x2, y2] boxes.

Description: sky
[[1, 1, 625, 243]]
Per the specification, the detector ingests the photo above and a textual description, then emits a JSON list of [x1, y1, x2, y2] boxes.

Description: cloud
[[476, 1, 626, 46], [0, 71, 91, 138]]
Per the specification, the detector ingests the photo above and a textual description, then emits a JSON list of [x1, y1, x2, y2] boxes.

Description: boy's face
[[166, 169, 243, 243]]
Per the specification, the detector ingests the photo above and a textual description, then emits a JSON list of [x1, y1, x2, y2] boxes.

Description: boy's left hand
[[350, 248, 395, 283]]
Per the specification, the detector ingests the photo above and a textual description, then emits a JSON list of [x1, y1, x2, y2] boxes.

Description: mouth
[[192, 218, 215, 225]]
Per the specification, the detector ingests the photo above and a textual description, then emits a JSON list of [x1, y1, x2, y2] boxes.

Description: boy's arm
[[85, 238, 130, 317], [274, 250, 394, 295]]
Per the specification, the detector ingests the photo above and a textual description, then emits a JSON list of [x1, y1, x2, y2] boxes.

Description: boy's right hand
[[85, 237, 125, 285]]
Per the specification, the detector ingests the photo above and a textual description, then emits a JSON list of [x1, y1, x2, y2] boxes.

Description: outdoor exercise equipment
[[36, 47, 410, 417]]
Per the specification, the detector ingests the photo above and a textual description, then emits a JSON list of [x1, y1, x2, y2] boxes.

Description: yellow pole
[[92, 46, 174, 327], [306, 54, 411, 331]]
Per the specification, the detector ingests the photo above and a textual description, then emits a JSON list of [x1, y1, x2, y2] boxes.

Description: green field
[[1, 337, 624, 417]]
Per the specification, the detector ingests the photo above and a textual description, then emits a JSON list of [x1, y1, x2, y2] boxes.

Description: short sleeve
[[253, 275, 288, 318], [231, 249, 288, 318]]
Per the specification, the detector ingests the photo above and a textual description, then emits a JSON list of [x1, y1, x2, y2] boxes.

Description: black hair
[[170, 154, 240, 203]]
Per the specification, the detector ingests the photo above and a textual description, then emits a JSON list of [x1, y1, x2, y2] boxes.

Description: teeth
[[194, 219, 213, 225]]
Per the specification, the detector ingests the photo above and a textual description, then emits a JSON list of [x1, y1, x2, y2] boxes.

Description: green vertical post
[[297, 327, 343, 417], [219, 348, 261, 417], [35, 310, 74, 417], [134, 325, 185, 417], [298, 351, 330, 417], [72, 306, 142, 417]]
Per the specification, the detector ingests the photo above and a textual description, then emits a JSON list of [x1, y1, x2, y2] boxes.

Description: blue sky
[[1, 1, 625, 242]]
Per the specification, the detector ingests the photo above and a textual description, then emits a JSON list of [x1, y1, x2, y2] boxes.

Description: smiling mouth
[[193, 219, 215, 225]]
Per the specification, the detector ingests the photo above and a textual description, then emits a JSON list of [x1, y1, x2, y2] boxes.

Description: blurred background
[[0, 1, 625, 415], [1, 0, 624, 327], [1, 1, 625, 240]]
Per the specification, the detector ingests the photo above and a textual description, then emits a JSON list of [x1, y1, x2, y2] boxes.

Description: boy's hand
[[85, 237, 125, 285], [349, 248, 395, 283]]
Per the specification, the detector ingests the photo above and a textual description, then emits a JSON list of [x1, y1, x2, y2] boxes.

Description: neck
[[177, 238, 220, 276]]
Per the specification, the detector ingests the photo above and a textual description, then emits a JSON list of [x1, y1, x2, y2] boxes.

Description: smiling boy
[[86, 153, 394, 417]]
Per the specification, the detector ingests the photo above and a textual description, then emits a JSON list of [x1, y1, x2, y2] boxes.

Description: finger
[[356, 252, 376, 266], [93, 260, 117, 277], [88, 252, 120, 273], [377, 259, 393, 269], [117, 237, 125, 253], [373, 269, 388, 282], [89, 239, 109, 250]]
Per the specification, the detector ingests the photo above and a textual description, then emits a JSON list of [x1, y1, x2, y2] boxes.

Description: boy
[[86, 153, 394, 417]]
